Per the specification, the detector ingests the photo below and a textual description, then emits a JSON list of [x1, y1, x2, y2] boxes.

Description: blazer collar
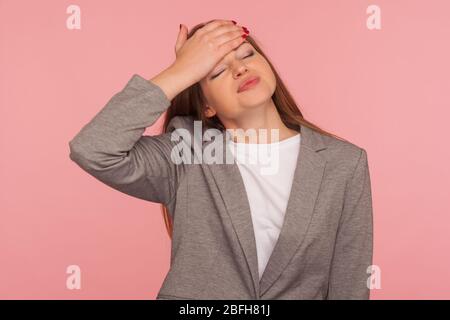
[[201, 122, 328, 298]]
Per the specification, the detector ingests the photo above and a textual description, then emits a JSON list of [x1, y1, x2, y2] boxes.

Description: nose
[[233, 65, 249, 79]]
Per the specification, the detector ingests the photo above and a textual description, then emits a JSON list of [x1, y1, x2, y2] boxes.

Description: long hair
[[159, 19, 347, 239]]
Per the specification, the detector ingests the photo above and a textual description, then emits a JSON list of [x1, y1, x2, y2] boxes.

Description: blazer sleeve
[[68, 73, 183, 206], [327, 148, 374, 299]]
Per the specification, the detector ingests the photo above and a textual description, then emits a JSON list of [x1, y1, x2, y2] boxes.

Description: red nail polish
[[179, 24, 182, 29], [231, 20, 237, 25], [242, 34, 248, 39]]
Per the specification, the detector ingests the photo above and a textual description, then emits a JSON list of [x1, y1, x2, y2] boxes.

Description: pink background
[[1, 0, 449, 299]]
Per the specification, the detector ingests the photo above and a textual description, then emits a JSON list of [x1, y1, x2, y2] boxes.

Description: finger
[[218, 31, 248, 55], [198, 19, 235, 34], [217, 29, 248, 51], [208, 24, 245, 41], [175, 24, 187, 53]]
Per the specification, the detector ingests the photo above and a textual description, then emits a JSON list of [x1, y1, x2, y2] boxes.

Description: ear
[[204, 105, 216, 118]]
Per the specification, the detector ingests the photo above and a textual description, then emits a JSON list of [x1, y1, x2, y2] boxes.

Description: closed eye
[[210, 51, 255, 79]]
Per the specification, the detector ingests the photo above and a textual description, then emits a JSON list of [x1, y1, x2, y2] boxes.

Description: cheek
[[251, 60, 275, 88], [261, 65, 276, 84], [256, 71, 276, 94], [207, 87, 237, 111]]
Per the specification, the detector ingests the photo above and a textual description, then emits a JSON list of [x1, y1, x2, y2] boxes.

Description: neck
[[222, 100, 299, 144]]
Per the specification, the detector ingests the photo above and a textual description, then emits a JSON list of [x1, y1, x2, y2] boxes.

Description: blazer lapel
[[202, 123, 328, 298], [258, 124, 327, 296], [201, 127, 261, 299]]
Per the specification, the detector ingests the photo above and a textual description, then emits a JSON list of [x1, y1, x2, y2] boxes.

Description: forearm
[[149, 63, 193, 101], [69, 73, 171, 170], [68, 73, 183, 204]]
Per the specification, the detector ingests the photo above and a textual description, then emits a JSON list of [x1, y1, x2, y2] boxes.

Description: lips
[[237, 76, 260, 93]]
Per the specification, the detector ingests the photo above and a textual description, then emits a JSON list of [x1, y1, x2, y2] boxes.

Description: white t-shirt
[[227, 132, 301, 280]]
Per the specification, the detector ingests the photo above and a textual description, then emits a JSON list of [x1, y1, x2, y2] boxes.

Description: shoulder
[[309, 128, 369, 176]]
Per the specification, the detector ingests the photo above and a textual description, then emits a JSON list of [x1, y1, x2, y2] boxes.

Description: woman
[[69, 19, 373, 300]]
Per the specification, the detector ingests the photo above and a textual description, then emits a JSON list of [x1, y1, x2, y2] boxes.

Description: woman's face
[[199, 40, 277, 122]]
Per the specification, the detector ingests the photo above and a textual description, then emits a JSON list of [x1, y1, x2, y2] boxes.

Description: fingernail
[[179, 24, 182, 30], [242, 26, 249, 34], [231, 20, 237, 25]]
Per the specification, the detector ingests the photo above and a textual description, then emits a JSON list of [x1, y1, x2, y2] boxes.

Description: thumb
[[175, 24, 187, 53]]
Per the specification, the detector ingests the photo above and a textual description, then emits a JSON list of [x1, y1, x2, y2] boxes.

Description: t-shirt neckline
[[229, 133, 300, 147]]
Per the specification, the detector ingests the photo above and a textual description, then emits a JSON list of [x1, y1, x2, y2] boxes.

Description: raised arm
[[69, 19, 250, 206], [68, 68, 186, 205]]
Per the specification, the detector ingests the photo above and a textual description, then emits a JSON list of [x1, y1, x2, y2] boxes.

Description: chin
[[239, 91, 271, 105]]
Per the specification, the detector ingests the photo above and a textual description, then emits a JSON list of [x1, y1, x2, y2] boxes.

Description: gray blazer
[[69, 73, 374, 300]]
